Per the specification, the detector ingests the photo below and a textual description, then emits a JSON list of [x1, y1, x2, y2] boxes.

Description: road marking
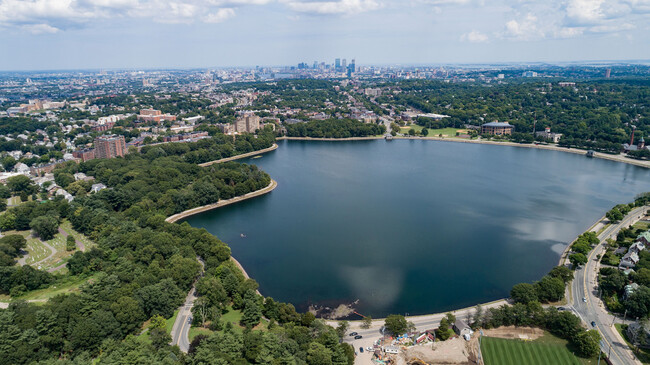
[[581, 208, 644, 365], [176, 313, 188, 346]]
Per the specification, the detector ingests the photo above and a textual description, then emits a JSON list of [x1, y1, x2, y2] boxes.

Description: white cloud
[[282, 0, 381, 15], [461, 30, 488, 42], [202, 7, 236, 22], [22, 23, 61, 34], [503, 14, 544, 40], [0, 0, 241, 32]]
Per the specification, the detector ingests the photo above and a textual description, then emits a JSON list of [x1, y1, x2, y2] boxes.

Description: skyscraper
[[335, 58, 341, 71], [605, 68, 611, 78], [342, 59, 347, 70]]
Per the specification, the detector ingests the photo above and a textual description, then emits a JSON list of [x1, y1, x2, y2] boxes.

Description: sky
[[0, 0, 649, 70]]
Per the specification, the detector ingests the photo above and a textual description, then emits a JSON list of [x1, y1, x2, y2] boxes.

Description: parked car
[[366, 347, 373, 351], [354, 335, 363, 340], [349, 332, 358, 336], [359, 347, 364, 353], [583, 297, 587, 302], [557, 307, 565, 311], [591, 321, 596, 327]]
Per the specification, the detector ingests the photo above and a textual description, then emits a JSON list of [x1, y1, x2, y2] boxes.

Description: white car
[[582, 297, 587, 302], [366, 347, 373, 352]]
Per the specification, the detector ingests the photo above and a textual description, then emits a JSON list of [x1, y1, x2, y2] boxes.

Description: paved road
[[337, 300, 508, 364], [570, 205, 648, 365], [170, 258, 204, 352]]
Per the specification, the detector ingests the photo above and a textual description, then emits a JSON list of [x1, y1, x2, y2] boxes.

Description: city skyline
[[1, 0, 650, 71]]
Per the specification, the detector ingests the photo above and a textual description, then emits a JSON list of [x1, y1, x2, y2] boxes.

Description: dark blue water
[[183, 140, 650, 317]]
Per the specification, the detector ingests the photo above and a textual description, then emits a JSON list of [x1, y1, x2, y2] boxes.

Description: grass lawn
[[481, 332, 598, 365], [398, 125, 465, 137], [24, 236, 51, 266], [14, 274, 95, 301], [633, 221, 650, 232], [189, 327, 214, 341], [60, 220, 96, 249], [615, 324, 650, 364]]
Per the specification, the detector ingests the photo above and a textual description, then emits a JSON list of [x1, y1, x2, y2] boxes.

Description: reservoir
[[183, 139, 650, 317]]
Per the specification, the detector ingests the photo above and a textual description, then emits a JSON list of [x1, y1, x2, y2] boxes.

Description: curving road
[[570, 205, 648, 365], [170, 258, 204, 352]]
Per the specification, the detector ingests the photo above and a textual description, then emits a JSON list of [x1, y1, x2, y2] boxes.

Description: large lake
[[183, 140, 650, 317]]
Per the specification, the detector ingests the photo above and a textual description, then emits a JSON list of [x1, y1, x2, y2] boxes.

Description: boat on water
[[252, 155, 262, 159], [240, 233, 247, 238]]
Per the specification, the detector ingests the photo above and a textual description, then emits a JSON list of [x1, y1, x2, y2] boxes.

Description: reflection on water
[[184, 140, 650, 317]]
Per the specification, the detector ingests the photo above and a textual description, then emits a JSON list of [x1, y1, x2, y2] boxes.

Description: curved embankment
[[199, 143, 278, 167], [278, 136, 650, 169], [165, 180, 276, 296], [166, 179, 278, 224]]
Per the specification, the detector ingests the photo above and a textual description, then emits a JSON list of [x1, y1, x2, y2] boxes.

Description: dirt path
[[57, 227, 86, 252]]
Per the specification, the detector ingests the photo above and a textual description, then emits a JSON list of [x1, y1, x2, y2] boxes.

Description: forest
[[0, 150, 355, 364], [285, 119, 386, 138]]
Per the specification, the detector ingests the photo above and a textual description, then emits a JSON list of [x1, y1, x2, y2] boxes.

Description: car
[[187, 316, 192, 324], [354, 335, 363, 340], [359, 347, 364, 353], [557, 307, 565, 311], [583, 297, 587, 302], [366, 347, 373, 351], [591, 321, 596, 327], [349, 332, 358, 336]]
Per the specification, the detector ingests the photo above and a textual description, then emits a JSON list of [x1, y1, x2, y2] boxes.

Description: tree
[[384, 314, 408, 336], [570, 253, 588, 267], [241, 299, 262, 328], [66, 235, 76, 251], [30, 215, 59, 240], [548, 266, 574, 284], [421, 128, 429, 136], [7, 175, 33, 194], [511, 283, 538, 304], [574, 330, 601, 357], [336, 321, 349, 339], [408, 128, 416, 136], [625, 286, 650, 318], [361, 316, 372, 329], [535, 276, 565, 302], [307, 342, 333, 365]]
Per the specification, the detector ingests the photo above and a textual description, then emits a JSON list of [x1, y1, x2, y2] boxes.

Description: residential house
[[637, 232, 650, 246], [91, 183, 107, 193], [453, 319, 473, 339], [620, 251, 640, 269], [625, 283, 640, 299]]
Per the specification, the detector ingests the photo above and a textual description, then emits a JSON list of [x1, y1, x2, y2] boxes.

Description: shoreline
[[279, 135, 650, 169], [165, 140, 646, 324], [165, 179, 278, 223], [199, 143, 278, 167]]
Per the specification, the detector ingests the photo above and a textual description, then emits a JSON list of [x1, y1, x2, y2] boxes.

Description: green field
[[481, 334, 596, 365], [399, 125, 465, 137]]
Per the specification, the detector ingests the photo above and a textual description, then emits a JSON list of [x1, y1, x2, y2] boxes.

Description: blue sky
[[1, 0, 649, 70]]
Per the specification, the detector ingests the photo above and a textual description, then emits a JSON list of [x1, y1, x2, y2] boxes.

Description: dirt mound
[[482, 326, 544, 341]]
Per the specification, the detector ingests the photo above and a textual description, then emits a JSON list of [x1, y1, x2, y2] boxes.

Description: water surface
[[184, 140, 650, 317]]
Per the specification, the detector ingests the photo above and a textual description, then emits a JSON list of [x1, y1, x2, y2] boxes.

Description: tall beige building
[[235, 113, 261, 133]]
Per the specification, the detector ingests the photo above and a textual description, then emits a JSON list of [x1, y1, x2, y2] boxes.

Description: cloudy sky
[[0, 0, 649, 70]]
